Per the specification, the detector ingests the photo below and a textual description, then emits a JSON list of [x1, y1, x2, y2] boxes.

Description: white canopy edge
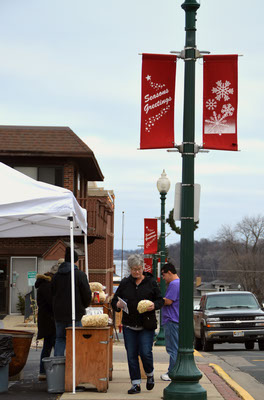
[[0, 162, 87, 237]]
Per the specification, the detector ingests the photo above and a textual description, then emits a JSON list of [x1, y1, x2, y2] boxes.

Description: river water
[[114, 259, 129, 278]]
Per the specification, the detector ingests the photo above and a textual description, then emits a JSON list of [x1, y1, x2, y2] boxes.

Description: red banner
[[140, 54, 177, 149], [144, 258, 153, 274], [144, 218, 158, 254], [203, 55, 238, 151]]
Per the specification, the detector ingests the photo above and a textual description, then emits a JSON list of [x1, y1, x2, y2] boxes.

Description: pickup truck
[[193, 291, 264, 351]]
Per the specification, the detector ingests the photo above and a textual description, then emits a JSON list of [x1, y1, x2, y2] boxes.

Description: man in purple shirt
[[160, 262, 180, 381]]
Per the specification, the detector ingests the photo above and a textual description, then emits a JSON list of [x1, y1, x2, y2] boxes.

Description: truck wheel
[[258, 340, 264, 350], [194, 336, 202, 351], [245, 341, 254, 350], [201, 329, 214, 352]]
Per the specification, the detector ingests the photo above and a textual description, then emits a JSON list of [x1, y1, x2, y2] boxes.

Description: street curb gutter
[[209, 363, 255, 400]]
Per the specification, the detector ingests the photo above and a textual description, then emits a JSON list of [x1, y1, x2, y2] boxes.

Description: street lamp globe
[[157, 169, 170, 194]]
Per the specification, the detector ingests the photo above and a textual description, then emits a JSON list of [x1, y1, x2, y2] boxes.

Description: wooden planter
[[0, 328, 34, 377]]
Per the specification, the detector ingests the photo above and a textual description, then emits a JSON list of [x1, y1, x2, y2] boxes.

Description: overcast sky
[[0, 0, 263, 250]]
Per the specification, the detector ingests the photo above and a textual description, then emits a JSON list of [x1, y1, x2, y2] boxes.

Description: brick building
[[0, 125, 114, 315]]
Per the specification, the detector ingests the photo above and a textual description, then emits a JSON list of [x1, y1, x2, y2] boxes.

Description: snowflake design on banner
[[212, 80, 234, 101], [144, 75, 170, 133], [206, 99, 217, 110], [145, 104, 171, 133], [205, 75, 235, 135], [205, 112, 227, 134], [221, 103, 234, 116], [205, 103, 234, 134]]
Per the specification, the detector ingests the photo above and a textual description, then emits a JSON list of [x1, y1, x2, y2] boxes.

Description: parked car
[[193, 291, 264, 351]]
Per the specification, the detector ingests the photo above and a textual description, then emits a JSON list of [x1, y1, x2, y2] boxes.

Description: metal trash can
[[0, 364, 9, 393], [43, 356, 65, 393]]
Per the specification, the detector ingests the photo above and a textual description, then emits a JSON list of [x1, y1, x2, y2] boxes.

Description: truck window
[[206, 293, 259, 310]]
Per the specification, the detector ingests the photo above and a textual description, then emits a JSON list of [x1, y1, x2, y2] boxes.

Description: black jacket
[[111, 272, 164, 328], [51, 262, 92, 322], [35, 273, 56, 340]]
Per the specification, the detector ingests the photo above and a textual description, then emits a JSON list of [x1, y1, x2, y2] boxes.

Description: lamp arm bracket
[[170, 48, 210, 60], [167, 143, 210, 156]]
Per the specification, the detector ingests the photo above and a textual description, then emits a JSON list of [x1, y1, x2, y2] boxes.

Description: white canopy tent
[[0, 162, 88, 393]]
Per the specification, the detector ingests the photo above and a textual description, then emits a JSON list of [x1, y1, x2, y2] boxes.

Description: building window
[[77, 173, 80, 191], [14, 166, 63, 187], [14, 166, 37, 180], [38, 167, 63, 186]]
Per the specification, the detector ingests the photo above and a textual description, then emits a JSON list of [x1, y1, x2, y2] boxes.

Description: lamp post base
[[163, 349, 207, 400], [164, 382, 207, 400]]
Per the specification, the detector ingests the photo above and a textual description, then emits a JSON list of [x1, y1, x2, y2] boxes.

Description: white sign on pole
[[28, 271, 37, 286], [173, 183, 201, 222]]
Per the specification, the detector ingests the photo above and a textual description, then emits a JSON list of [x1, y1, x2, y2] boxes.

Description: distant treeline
[[115, 215, 264, 303], [114, 238, 223, 283]]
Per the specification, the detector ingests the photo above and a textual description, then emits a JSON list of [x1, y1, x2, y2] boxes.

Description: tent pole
[[69, 214, 76, 394], [84, 233, 89, 280]]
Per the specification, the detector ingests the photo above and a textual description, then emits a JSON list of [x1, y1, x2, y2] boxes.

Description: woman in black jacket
[[35, 261, 60, 380], [111, 254, 163, 395]]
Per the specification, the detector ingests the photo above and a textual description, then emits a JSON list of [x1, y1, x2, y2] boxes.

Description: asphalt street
[[213, 342, 264, 385]]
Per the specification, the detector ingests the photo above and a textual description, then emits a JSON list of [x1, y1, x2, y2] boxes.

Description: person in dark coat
[[111, 254, 164, 395], [51, 247, 92, 356], [35, 260, 62, 380]]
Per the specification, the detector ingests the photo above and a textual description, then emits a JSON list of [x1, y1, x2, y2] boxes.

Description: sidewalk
[[61, 344, 230, 400], [1, 316, 255, 400]]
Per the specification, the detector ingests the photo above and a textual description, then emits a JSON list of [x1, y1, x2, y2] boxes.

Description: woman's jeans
[[123, 326, 155, 385], [39, 335, 56, 374], [54, 320, 82, 356], [164, 320, 179, 373]]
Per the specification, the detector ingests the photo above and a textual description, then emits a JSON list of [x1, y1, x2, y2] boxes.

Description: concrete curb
[[209, 363, 255, 400]]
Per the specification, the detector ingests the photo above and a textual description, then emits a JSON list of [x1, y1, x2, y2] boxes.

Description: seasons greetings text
[[144, 89, 172, 114]]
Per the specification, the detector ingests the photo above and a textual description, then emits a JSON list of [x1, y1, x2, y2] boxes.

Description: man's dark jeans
[[164, 320, 179, 373], [54, 320, 82, 356]]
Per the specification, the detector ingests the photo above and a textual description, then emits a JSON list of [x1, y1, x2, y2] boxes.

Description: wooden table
[[65, 326, 110, 392]]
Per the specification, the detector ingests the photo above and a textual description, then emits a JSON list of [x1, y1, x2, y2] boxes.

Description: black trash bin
[[0, 335, 14, 393]]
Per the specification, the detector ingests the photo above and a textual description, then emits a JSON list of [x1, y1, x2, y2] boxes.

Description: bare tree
[[218, 215, 264, 303]]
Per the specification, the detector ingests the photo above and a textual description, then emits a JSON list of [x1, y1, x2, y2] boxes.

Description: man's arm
[[79, 272, 92, 308], [163, 297, 173, 306]]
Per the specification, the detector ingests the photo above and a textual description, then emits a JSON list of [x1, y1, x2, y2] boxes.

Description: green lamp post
[[155, 169, 170, 346], [152, 253, 157, 280], [164, 0, 206, 399]]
